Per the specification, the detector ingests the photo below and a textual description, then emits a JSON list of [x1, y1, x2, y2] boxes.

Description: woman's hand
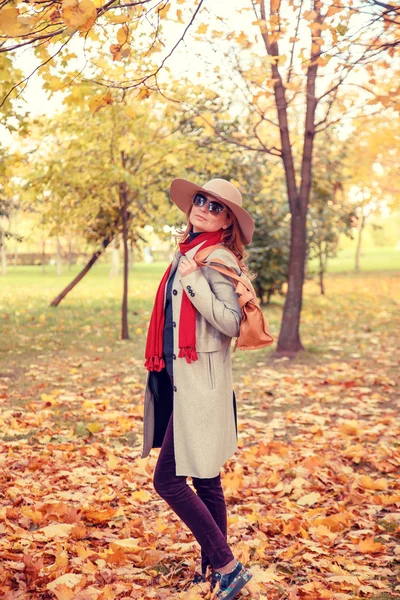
[[178, 256, 199, 278]]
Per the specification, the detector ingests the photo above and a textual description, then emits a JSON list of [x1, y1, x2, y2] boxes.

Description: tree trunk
[[277, 210, 307, 354], [56, 238, 62, 276], [1, 233, 6, 276], [355, 212, 365, 271], [258, 0, 321, 356], [121, 183, 130, 340], [50, 238, 112, 306]]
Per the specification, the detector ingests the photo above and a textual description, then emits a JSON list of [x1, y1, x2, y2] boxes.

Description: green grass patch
[[308, 246, 400, 273]]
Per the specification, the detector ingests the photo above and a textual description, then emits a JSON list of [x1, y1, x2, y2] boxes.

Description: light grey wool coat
[[142, 243, 242, 479]]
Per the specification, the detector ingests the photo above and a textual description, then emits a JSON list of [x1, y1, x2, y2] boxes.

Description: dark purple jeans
[[153, 412, 234, 571]]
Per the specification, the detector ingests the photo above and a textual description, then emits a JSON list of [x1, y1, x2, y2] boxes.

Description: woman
[[142, 178, 254, 599]]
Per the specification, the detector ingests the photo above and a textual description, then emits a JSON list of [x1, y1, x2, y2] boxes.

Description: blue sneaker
[[211, 561, 252, 599]]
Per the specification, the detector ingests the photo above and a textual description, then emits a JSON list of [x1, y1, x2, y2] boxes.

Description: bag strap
[[194, 244, 256, 308], [194, 244, 242, 283], [195, 244, 240, 268]]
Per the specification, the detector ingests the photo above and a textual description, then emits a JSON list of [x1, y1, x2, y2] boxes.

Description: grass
[[308, 246, 400, 273], [1, 250, 399, 390]]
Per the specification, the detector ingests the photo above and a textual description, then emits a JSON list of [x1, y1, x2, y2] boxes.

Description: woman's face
[[189, 193, 231, 233]]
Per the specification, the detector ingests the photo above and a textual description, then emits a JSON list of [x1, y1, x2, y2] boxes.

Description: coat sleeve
[[178, 248, 242, 338]]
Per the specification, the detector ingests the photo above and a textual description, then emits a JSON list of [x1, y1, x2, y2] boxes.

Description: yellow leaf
[[271, 0, 281, 11], [137, 88, 151, 100], [85, 507, 117, 522], [359, 475, 388, 491], [125, 106, 136, 118], [35, 524, 75, 540], [158, 3, 170, 18], [110, 538, 141, 551], [0, 7, 27, 36], [326, 5, 342, 17], [297, 491, 321, 506], [196, 23, 208, 34], [107, 453, 120, 469], [303, 10, 318, 20], [358, 536, 384, 553], [116, 24, 129, 44], [82, 400, 96, 409], [339, 420, 361, 436], [41, 393, 55, 404], [62, 0, 97, 32], [51, 584, 75, 600], [87, 422, 103, 433], [108, 13, 128, 23], [88, 91, 113, 114], [131, 490, 151, 502], [235, 31, 249, 45], [47, 573, 83, 592], [135, 327, 143, 335]]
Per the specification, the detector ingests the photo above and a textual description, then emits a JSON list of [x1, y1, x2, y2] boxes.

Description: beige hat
[[169, 178, 254, 245]]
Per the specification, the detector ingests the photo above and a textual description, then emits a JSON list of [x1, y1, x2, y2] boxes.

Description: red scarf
[[144, 229, 223, 371]]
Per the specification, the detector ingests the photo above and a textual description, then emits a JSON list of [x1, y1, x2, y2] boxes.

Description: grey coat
[[142, 243, 242, 478]]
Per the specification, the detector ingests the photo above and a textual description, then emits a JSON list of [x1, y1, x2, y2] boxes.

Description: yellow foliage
[[0, 6, 28, 35], [116, 24, 129, 44], [196, 23, 208, 34], [88, 91, 113, 114], [62, 0, 97, 32], [137, 88, 151, 100], [359, 475, 388, 491], [107, 13, 128, 24], [326, 5, 343, 17], [158, 3, 170, 19], [358, 536, 384, 553]]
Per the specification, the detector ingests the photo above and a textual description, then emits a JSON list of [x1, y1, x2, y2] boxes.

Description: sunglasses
[[192, 193, 226, 216]]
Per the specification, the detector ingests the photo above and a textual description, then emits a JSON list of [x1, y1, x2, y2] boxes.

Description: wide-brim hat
[[169, 178, 254, 245]]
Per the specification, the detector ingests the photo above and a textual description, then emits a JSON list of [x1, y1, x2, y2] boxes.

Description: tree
[[343, 113, 400, 270], [306, 130, 355, 293], [0, 1, 205, 107], [20, 90, 185, 338], [179, 0, 400, 356]]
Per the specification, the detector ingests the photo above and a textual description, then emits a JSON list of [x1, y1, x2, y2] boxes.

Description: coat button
[[173, 354, 176, 360], [173, 290, 178, 296], [173, 321, 176, 327], [190, 292, 195, 297], [186, 286, 192, 291], [173, 385, 177, 392]]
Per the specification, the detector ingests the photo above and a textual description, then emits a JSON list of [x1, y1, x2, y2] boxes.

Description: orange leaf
[[358, 536, 384, 553], [359, 475, 388, 491]]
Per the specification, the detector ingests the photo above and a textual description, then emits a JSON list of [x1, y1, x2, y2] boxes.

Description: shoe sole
[[216, 568, 253, 599]]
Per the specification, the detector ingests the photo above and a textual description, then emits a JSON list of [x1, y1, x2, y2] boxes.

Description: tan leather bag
[[195, 244, 274, 351]]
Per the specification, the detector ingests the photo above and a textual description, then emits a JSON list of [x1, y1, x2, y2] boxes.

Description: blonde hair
[[176, 205, 254, 278]]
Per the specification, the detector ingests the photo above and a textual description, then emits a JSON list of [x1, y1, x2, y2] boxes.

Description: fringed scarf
[[144, 229, 223, 371]]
